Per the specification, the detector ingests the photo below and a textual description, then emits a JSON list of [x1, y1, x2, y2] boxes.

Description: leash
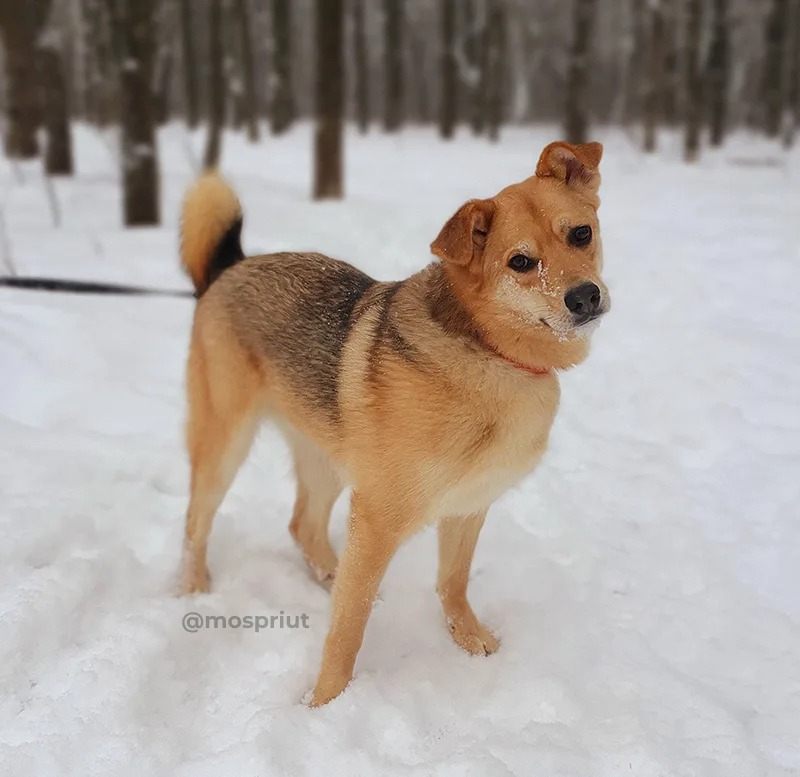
[[0, 276, 194, 298]]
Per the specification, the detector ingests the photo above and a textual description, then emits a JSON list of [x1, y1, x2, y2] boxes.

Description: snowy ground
[[0, 123, 798, 776]]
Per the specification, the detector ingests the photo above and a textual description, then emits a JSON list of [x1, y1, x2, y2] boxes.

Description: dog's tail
[[180, 173, 245, 296]]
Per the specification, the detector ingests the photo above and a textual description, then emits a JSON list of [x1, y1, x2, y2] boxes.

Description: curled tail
[[180, 173, 244, 296]]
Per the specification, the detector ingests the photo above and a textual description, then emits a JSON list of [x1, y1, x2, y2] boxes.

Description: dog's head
[[431, 141, 609, 369]]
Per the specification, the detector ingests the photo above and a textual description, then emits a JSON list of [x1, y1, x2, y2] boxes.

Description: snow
[[1, 123, 799, 776]]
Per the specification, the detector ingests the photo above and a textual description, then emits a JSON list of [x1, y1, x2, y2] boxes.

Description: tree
[[482, 0, 505, 142], [464, 0, 483, 135], [0, 0, 50, 158], [40, 45, 74, 175], [683, 0, 703, 161], [271, 0, 295, 134], [762, 0, 790, 137], [36, 1, 73, 175], [383, 0, 404, 131], [439, 0, 457, 139], [179, 0, 200, 128], [706, 0, 730, 147], [204, 0, 225, 168], [353, 0, 370, 133], [83, 0, 116, 127], [313, 0, 344, 199], [237, 0, 259, 142], [783, 0, 800, 147], [643, 0, 665, 152], [565, 0, 597, 144], [109, 0, 160, 225]]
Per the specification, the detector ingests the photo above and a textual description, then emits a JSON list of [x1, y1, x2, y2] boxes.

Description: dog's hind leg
[[179, 322, 261, 595], [286, 429, 343, 589], [437, 512, 500, 656]]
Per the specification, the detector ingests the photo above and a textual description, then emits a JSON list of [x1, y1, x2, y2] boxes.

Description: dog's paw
[[306, 676, 351, 707], [177, 562, 211, 596], [448, 615, 500, 656]]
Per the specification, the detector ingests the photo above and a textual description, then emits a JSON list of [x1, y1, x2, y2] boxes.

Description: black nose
[[564, 282, 602, 319]]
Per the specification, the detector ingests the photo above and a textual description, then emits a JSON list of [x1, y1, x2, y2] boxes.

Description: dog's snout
[[564, 282, 602, 320]]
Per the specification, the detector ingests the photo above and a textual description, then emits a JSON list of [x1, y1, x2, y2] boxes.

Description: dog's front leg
[[437, 512, 500, 656], [309, 492, 402, 706]]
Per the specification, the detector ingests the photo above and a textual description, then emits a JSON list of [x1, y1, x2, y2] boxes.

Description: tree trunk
[[683, 0, 703, 161], [271, 0, 295, 134], [179, 0, 199, 127], [643, 1, 664, 152], [313, 0, 344, 200], [204, 0, 225, 168], [383, 0, 404, 131], [235, 0, 259, 141], [564, 0, 597, 144], [41, 48, 74, 175], [353, 0, 370, 133], [115, 0, 160, 225], [84, 0, 116, 127], [464, 0, 482, 135], [484, 0, 505, 142], [783, 0, 800, 147], [0, 1, 50, 158], [661, 2, 680, 126], [762, 0, 789, 137], [439, 0, 457, 140], [706, 0, 730, 147], [154, 43, 175, 125], [409, 9, 431, 124], [618, 0, 644, 126]]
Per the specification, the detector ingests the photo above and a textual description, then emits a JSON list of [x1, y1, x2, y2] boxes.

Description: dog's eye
[[568, 225, 592, 247], [507, 254, 537, 273]]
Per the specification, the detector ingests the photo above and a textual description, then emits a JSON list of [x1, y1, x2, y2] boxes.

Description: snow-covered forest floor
[[1, 124, 798, 776]]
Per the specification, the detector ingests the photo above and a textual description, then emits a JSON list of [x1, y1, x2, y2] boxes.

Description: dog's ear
[[536, 141, 603, 192], [430, 199, 496, 267]]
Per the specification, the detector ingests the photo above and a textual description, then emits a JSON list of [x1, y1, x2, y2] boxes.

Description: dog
[[177, 140, 609, 706]]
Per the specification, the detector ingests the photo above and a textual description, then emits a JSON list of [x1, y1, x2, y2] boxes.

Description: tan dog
[[177, 141, 609, 706]]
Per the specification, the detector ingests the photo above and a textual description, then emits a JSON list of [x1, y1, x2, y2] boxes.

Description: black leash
[[0, 276, 194, 298]]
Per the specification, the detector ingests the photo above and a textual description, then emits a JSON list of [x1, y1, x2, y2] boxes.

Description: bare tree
[[179, 0, 200, 127], [108, 0, 160, 225], [0, 0, 50, 158], [83, 0, 116, 127], [565, 0, 597, 144], [383, 0, 404, 131], [464, 0, 483, 135], [683, 0, 703, 161], [36, 1, 73, 175], [483, 0, 505, 142], [232, 0, 259, 141], [314, 0, 344, 199], [783, 0, 800, 147], [661, 0, 681, 127], [409, 3, 432, 123], [763, 0, 790, 137], [706, 0, 730, 147], [439, 0, 457, 139], [271, 0, 295, 134], [41, 47, 73, 174], [204, 0, 224, 168], [643, 0, 665, 152], [353, 0, 370, 133]]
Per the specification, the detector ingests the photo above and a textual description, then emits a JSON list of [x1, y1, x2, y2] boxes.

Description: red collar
[[479, 339, 551, 376], [495, 351, 551, 376]]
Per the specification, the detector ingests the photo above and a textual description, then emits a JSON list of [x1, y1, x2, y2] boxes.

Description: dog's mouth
[[539, 308, 606, 339]]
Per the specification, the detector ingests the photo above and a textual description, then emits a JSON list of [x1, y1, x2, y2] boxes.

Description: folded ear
[[430, 199, 496, 267], [536, 141, 603, 192]]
